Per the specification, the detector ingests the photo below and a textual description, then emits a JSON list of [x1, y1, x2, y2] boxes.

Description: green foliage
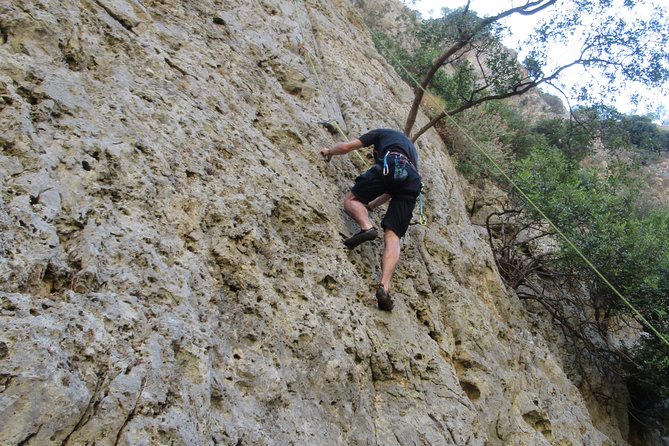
[[571, 105, 633, 152], [429, 62, 477, 109], [566, 106, 669, 159], [439, 102, 520, 181], [531, 117, 593, 161], [370, 9, 523, 112], [524, 0, 669, 103], [623, 115, 669, 154], [370, 31, 413, 77], [512, 145, 669, 409], [484, 101, 547, 158], [537, 90, 566, 115]]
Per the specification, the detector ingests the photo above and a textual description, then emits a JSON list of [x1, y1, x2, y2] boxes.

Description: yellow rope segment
[[293, 0, 371, 168]]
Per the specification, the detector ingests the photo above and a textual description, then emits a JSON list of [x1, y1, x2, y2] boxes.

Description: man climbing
[[321, 128, 422, 312]]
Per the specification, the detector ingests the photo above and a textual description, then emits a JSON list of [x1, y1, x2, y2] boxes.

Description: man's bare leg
[[344, 192, 373, 230], [380, 229, 401, 291]]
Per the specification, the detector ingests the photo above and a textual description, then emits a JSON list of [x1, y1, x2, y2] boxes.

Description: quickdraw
[[418, 184, 426, 226], [383, 152, 427, 226]]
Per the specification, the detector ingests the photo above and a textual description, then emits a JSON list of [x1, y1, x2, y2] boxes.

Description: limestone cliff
[[0, 0, 628, 444]]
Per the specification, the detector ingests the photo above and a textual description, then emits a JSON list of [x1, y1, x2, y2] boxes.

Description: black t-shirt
[[358, 128, 419, 170]]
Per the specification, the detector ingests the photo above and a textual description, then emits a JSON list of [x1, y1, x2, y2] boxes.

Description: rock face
[[0, 0, 627, 445]]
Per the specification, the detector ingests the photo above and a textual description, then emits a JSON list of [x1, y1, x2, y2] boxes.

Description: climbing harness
[[381, 151, 427, 225], [383, 151, 407, 181], [382, 151, 390, 176], [381, 151, 415, 181]]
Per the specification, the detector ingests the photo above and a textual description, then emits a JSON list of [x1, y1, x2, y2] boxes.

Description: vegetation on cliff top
[[373, 0, 669, 140]]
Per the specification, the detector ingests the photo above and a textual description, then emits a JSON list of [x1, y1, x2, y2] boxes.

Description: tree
[[623, 115, 669, 154], [531, 116, 593, 161], [400, 0, 669, 142], [506, 144, 669, 418]]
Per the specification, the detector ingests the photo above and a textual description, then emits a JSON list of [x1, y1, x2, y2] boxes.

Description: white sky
[[405, 0, 669, 123]]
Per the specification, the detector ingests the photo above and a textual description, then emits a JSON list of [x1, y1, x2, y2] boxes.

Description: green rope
[[293, 0, 371, 168], [293, 0, 331, 117], [360, 11, 669, 348]]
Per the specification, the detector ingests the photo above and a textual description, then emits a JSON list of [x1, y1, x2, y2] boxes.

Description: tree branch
[[410, 81, 536, 141], [403, 0, 560, 136]]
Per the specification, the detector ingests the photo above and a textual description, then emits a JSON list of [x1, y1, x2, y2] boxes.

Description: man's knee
[[344, 192, 358, 208], [383, 228, 401, 244]]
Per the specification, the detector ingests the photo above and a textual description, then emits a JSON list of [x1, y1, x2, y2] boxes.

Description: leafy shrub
[[512, 146, 669, 414]]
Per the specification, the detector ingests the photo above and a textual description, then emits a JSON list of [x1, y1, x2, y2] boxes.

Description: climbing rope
[[292, 0, 372, 168], [292, 0, 336, 120], [355, 9, 669, 348]]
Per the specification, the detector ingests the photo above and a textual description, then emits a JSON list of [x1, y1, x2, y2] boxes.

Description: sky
[[404, 0, 669, 124]]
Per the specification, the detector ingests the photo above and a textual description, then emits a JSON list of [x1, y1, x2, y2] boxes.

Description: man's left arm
[[367, 194, 391, 211]]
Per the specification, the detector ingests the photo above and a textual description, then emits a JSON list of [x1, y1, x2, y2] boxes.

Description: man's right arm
[[321, 139, 364, 161]]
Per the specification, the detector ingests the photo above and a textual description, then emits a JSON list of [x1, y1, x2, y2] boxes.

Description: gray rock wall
[[0, 0, 625, 444]]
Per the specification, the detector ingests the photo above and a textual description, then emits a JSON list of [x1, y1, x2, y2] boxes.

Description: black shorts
[[351, 158, 421, 238]]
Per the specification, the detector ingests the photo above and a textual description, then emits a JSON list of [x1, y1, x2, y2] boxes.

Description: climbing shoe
[[343, 227, 377, 249], [375, 285, 394, 312]]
